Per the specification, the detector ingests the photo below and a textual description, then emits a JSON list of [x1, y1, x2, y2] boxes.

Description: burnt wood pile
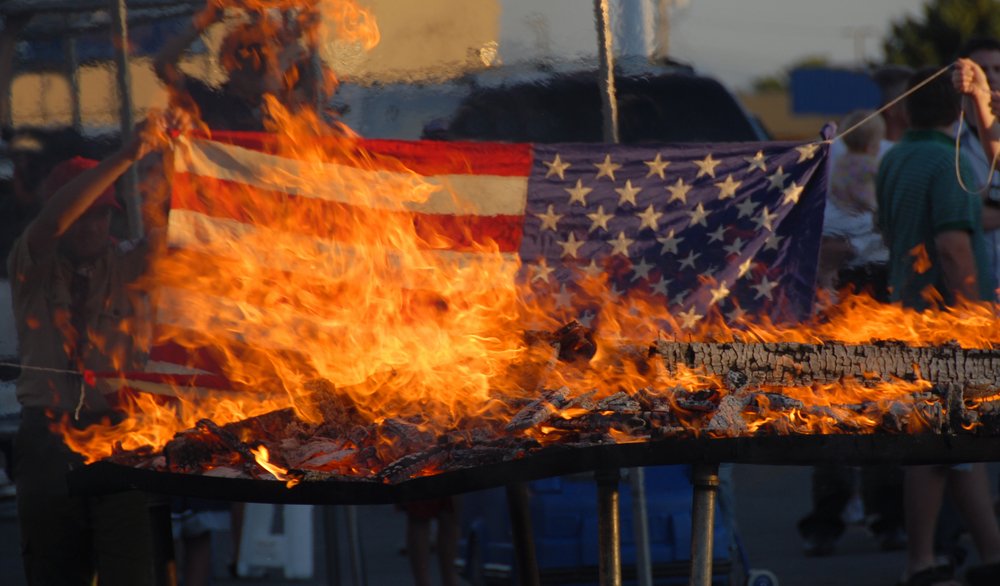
[[97, 321, 1000, 487]]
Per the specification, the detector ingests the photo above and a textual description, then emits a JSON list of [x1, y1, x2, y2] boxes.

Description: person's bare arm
[[934, 229, 979, 301], [26, 118, 172, 258], [153, 1, 223, 87], [954, 58, 1000, 163], [983, 204, 1000, 231]]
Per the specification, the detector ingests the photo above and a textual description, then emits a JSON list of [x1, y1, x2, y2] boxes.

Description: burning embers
[[99, 319, 1000, 486]]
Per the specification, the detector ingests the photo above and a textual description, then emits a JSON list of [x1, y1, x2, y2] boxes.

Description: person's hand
[[125, 109, 193, 161], [953, 58, 990, 97]]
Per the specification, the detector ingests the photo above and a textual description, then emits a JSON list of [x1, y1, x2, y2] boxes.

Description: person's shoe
[[842, 495, 865, 525], [966, 560, 1000, 586], [802, 533, 837, 557], [876, 527, 906, 551], [0, 469, 15, 499]]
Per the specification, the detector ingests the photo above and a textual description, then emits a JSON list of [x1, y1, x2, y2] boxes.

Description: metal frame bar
[[689, 463, 720, 586], [506, 482, 541, 586]]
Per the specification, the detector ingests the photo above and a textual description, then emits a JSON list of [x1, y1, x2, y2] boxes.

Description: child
[[818, 109, 890, 296]]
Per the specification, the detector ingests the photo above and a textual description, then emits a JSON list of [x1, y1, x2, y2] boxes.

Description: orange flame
[[251, 445, 300, 488], [56, 1, 1000, 472]]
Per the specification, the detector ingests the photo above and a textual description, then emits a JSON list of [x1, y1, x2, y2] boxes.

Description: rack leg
[[596, 468, 622, 586], [689, 462, 720, 586], [505, 483, 540, 586]]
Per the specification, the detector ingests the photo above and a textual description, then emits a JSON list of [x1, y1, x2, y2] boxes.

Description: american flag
[[520, 141, 828, 329], [108, 132, 829, 395]]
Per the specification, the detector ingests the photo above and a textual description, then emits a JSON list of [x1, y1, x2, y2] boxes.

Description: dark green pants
[[15, 408, 155, 586]]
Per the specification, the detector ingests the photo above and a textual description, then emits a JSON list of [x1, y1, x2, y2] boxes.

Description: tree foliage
[[882, 0, 1000, 66]]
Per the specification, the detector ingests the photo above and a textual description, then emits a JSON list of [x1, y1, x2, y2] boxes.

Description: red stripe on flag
[[95, 370, 234, 390], [171, 173, 525, 253], [206, 131, 534, 177]]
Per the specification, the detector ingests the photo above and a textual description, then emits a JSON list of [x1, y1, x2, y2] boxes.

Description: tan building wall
[[738, 90, 836, 142], [10, 0, 500, 129], [339, 0, 501, 83]]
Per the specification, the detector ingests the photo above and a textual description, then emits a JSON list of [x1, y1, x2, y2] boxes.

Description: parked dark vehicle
[[449, 66, 777, 586], [445, 67, 767, 144]]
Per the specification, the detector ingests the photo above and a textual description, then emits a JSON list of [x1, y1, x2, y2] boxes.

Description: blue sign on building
[[790, 67, 881, 116]]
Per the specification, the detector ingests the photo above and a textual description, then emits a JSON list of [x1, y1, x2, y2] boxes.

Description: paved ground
[[5, 463, 980, 586]]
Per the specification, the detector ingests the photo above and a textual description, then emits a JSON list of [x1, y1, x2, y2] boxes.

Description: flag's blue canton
[[517, 141, 829, 329]]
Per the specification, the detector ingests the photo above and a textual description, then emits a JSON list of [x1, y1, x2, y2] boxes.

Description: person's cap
[[39, 156, 121, 211]]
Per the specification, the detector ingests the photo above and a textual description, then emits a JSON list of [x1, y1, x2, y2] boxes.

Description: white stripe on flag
[[166, 209, 520, 279], [174, 137, 529, 216]]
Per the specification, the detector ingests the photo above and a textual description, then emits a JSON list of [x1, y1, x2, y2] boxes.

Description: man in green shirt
[[877, 70, 997, 309], [876, 67, 1000, 586]]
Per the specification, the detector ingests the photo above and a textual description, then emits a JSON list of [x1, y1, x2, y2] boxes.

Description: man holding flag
[[6, 112, 180, 586]]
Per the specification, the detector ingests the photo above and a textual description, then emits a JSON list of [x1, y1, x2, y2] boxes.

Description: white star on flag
[[782, 182, 804, 205], [679, 250, 701, 270], [796, 143, 820, 163], [707, 224, 727, 243], [580, 259, 604, 279], [744, 151, 767, 173], [657, 229, 683, 255], [631, 258, 655, 281], [738, 258, 754, 278], [532, 259, 555, 283], [535, 204, 562, 231], [565, 179, 593, 206], [678, 306, 703, 329], [636, 204, 663, 231], [754, 206, 779, 232], [736, 197, 757, 219], [554, 284, 574, 309], [594, 155, 621, 181], [544, 153, 571, 179], [715, 174, 741, 199], [608, 231, 634, 257], [558, 232, 585, 258], [767, 166, 789, 191], [651, 277, 671, 296], [709, 281, 731, 305], [764, 233, 784, 251], [615, 180, 642, 206], [752, 276, 779, 300], [694, 153, 722, 179], [666, 177, 692, 204], [688, 202, 709, 227], [587, 205, 614, 233], [724, 237, 745, 256], [644, 153, 670, 178], [727, 305, 747, 322]]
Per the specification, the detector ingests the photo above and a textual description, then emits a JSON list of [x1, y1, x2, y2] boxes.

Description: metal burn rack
[[67, 324, 1000, 586], [70, 433, 1000, 586]]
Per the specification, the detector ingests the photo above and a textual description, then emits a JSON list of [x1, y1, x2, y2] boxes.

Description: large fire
[[58, 1, 1000, 482]]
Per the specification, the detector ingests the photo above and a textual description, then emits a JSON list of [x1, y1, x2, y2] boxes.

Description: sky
[[499, 0, 923, 92]]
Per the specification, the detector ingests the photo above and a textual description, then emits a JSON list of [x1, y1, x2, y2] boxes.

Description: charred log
[[657, 340, 1000, 396], [505, 387, 571, 432]]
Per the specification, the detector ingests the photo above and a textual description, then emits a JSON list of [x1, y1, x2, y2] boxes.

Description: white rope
[[824, 62, 951, 146], [953, 110, 1000, 196], [0, 362, 93, 421], [813, 61, 1000, 198]]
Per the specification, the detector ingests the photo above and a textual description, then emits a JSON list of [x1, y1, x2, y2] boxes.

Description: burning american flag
[[136, 130, 828, 398], [63, 124, 831, 466]]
